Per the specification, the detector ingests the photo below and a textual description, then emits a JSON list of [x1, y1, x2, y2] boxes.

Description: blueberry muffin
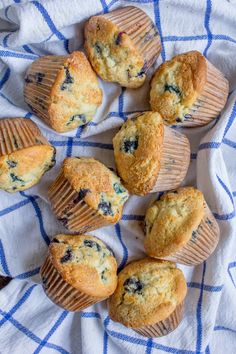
[[48, 157, 129, 233], [150, 51, 229, 126], [113, 112, 190, 195], [24, 51, 103, 133], [108, 258, 187, 337], [144, 187, 220, 265], [0, 118, 55, 192], [84, 6, 161, 88], [41, 234, 118, 311]]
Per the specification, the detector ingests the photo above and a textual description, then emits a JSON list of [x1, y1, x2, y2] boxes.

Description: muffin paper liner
[[151, 127, 190, 192], [0, 118, 50, 156], [160, 204, 220, 265], [48, 171, 110, 233], [41, 255, 105, 311], [24, 55, 67, 127], [182, 60, 229, 127], [134, 302, 183, 338], [102, 6, 161, 72]]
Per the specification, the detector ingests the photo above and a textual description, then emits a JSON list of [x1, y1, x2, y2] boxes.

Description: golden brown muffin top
[[108, 258, 187, 328], [150, 51, 207, 124], [62, 157, 129, 223], [84, 15, 145, 88], [113, 112, 164, 195], [48, 234, 118, 297], [144, 187, 205, 257]]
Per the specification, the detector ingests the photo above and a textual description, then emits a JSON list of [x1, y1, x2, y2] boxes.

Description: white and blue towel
[[0, 0, 236, 353]]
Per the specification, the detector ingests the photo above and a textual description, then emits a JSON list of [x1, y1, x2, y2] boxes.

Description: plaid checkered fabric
[[0, 0, 236, 353]]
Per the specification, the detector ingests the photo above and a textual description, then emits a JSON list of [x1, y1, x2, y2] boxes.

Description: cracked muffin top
[[61, 157, 129, 224], [144, 187, 205, 257], [48, 234, 118, 297], [113, 112, 164, 195], [150, 51, 207, 125], [108, 258, 187, 328], [84, 14, 146, 88]]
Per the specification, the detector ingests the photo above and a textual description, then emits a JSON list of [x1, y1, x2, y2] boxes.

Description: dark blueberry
[[206, 218, 213, 226], [25, 75, 33, 84], [115, 31, 126, 45], [58, 217, 68, 227], [13, 136, 18, 148], [98, 201, 113, 216], [164, 84, 182, 98], [123, 277, 143, 294], [176, 117, 182, 123], [184, 114, 192, 120], [66, 114, 87, 126], [36, 98, 46, 110], [101, 269, 107, 281], [94, 42, 102, 56], [60, 67, 74, 90], [83, 239, 101, 252], [121, 136, 139, 154], [10, 173, 24, 183], [113, 182, 125, 194], [7, 160, 17, 168], [73, 188, 90, 204], [191, 230, 198, 241], [60, 248, 73, 263], [35, 72, 45, 84], [28, 104, 37, 114]]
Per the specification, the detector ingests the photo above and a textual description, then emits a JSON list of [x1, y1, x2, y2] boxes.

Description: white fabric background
[[0, 0, 236, 353]]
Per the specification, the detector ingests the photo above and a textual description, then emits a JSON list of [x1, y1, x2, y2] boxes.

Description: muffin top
[[108, 258, 187, 328], [144, 187, 205, 257], [48, 234, 118, 297], [84, 15, 145, 88], [150, 51, 207, 125], [62, 157, 129, 223], [113, 112, 164, 195]]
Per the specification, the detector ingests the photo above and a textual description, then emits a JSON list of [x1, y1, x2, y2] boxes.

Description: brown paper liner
[[24, 55, 67, 127], [41, 255, 105, 311], [160, 204, 220, 265], [151, 127, 190, 192], [0, 117, 50, 156], [134, 302, 183, 337], [48, 171, 110, 233], [102, 6, 161, 72], [182, 60, 229, 127]]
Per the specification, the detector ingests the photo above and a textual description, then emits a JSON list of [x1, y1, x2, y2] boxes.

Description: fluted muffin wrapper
[[48, 171, 110, 233], [182, 60, 229, 127], [24, 55, 67, 127], [151, 127, 190, 192], [0, 118, 49, 156], [102, 6, 161, 72], [134, 302, 183, 338], [41, 255, 105, 311], [160, 204, 220, 266]]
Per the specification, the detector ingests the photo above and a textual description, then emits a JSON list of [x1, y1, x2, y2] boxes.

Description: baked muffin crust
[[144, 187, 205, 257], [113, 112, 164, 195], [108, 258, 187, 328], [48, 234, 117, 297], [150, 51, 207, 124]]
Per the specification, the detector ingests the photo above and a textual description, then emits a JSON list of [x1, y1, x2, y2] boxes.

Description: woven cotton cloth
[[0, 0, 236, 353]]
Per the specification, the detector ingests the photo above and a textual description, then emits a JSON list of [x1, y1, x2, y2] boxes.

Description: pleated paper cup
[[0, 117, 50, 156], [48, 171, 110, 234], [134, 302, 183, 338], [24, 55, 67, 127], [102, 6, 161, 73], [182, 60, 229, 127], [160, 204, 220, 266], [151, 127, 190, 192], [41, 255, 105, 311]]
